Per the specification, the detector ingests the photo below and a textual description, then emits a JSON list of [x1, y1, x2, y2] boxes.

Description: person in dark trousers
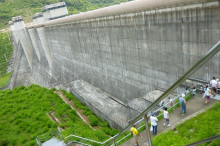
[[150, 112, 158, 135], [179, 95, 186, 114], [163, 107, 170, 126], [210, 77, 217, 97], [192, 87, 196, 96]]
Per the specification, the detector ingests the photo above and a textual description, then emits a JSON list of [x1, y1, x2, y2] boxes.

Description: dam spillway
[[8, 0, 220, 129]]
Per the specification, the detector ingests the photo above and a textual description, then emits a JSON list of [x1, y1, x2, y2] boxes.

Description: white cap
[[182, 93, 185, 98]]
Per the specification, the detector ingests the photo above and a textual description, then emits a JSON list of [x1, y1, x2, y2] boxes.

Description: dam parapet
[[7, 0, 220, 128]]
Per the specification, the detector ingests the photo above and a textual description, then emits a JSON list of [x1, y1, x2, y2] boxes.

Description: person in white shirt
[[169, 97, 173, 107], [163, 107, 170, 126], [210, 77, 217, 97], [150, 112, 158, 135], [205, 85, 211, 104]]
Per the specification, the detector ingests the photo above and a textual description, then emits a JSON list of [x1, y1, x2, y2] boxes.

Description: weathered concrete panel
[[10, 1, 220, 128]]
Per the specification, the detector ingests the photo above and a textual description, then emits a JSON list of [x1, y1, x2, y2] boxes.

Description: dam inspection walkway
[[121, 94, 219, 146]]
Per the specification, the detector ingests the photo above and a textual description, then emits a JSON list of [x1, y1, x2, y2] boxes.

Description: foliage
[[0, 0, 132, 29], [0, 32, 13, 75], [0, 84, 119, 145], [0, 72, 11, 87], [61, 91, 119, 140], [88, 115, 99, 126], [152, 102, 220, 146]]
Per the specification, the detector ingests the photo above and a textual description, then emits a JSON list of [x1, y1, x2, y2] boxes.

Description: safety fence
[[63, 83, 200, 146]]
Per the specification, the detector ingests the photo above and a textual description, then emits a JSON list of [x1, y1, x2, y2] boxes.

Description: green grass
[[0, 85, 119, 146], [0, 72, 11, 88], [117, 90, 197, 145], [0, 32, 13, 75], [152, 102, 220, 146]]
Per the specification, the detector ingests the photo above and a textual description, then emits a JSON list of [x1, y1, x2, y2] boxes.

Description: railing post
[[113, 139, 116, 146], [144, 113, 152, 146]]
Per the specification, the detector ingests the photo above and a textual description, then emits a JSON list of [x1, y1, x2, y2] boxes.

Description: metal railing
[[107, 41, 220, 145], [64, 84, 197, 146], [63, 41, 220, 146], [36, 128, 63, 146]]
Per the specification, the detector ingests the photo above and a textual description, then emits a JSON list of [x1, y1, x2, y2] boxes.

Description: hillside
[[0, 0, 132, 29], [0, 85, 119, 145]]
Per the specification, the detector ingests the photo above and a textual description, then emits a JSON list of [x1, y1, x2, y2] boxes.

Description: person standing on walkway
[[130, 125, 141, 146], [179, 95, 186, 114], [210, 77, 217, 97], [169, 97, 173, 107], [163, 107, 170, 126], [205, 85, 211, 104], [192, 87, 197, 96], [160, 99, 165, 109], [150, 112, 158, 135]]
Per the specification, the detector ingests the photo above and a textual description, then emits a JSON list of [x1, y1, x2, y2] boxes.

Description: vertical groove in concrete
[[16, 29, 33, 69], [36, 27, 52, 68], [28, 28, 41, 61]]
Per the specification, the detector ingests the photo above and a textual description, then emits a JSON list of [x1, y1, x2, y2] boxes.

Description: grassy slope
[[0, 85, 119, 146], [0, 72, 11, 87], [152, 102, 220, 146], [0, 32, 13, 87]]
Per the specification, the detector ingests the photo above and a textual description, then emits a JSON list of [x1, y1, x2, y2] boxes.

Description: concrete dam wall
[[9, 0, 220, 129]]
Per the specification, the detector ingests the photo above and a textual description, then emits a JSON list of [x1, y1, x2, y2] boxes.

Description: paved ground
[[42, 138, 66, 146], [121, 94, 219, 146]]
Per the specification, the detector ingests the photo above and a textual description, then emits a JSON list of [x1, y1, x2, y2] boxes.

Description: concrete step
[[42, 137, 66, 146]]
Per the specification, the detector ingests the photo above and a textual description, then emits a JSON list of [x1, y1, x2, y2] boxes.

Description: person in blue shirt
[[179, 95, 186, 114]]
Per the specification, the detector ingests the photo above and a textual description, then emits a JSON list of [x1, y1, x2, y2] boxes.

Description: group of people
[[130, 92, 188, 146], [130, 77, 219, 146], [130, 107, 171, 146], [203, 77, 220, 103]]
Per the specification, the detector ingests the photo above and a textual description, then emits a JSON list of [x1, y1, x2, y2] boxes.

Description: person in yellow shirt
[[130, 125, 141, 146]]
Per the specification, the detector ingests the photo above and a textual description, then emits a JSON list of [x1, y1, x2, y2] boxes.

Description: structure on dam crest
[[8, 0, 220, 129]]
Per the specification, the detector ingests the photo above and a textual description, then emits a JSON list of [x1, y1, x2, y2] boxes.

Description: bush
[[88, 115, 99, 126], [0, 139, 10, 146], [0, 85, 116, 145], [153, 102, 220, 145], [102, 127, 119, 136]]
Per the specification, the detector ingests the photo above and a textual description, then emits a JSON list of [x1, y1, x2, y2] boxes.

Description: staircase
[[36, 128, 64, 146], [42, 137, 65, 146]]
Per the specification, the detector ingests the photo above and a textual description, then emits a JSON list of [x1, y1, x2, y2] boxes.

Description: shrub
[[0, 139, 10, 146], [88, 115, 99, 126], [102, 127, 119, 136], [29, 140, 37, 146], [20, 137, 27, 144], [83, 110, 93, 116], [50, 88, 56, 91]]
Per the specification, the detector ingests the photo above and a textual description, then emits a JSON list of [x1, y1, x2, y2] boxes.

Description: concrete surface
[[7, 0, 220, 128], [42, 137, 66, 146], [121, 94, 218, 146]]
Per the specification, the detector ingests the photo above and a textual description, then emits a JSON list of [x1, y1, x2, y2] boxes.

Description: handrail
[[113, 86, 195, 145], [178, 75, 208, 84], [107, 41, 220, 145], [185, 134, 220, 146], [64, 134, 103, 144], [64, 84, 195, 146]]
